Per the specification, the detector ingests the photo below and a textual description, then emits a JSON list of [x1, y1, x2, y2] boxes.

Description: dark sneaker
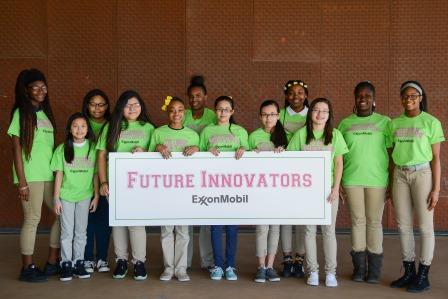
[[43, 261, 61, 276], [19, 264, 48, 283], [254, 267, 266, 283], [282, 256, 294, 277], [266, 268, 281, 282], [293, 255, 305, 278], [113, 259, 128, 279], [59, 261, 73, 282], [133, 261, 147, 281], [73, 260, 90, 279]]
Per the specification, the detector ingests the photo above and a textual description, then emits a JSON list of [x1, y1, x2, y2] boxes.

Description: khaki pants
[[280, 225, 305, 255], [20, 181, 60, 255], [161, 225, 189, 274], [345, 187, 386, 254], [305, 198, 339, 275], [393, 167, 434, 265], [187, 226, 214, 268], [112, 226, 146, 264], [256, 225, 280, 257]]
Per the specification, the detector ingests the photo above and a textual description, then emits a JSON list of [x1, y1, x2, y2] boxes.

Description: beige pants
[[187, 226, 214, 268], [161, 225, 189, 274], [256, 225, 280, 257], [20, 181, 60, 255], [280, 225, 305, 255], [345, 187, 386, 254], [305, 198, 339, 275], [112, 226, 146, 263], [393, 167, 434, 265]]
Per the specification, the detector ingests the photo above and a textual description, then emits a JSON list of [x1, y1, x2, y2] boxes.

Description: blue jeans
[[210, 225, 238, 268], [84, 196, 112, 261]]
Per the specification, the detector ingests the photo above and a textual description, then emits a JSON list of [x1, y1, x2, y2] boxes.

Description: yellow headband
[[161, 96, 173, 111]]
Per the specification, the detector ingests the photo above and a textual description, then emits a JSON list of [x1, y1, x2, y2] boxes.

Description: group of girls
[[8, 69, 444, 294]]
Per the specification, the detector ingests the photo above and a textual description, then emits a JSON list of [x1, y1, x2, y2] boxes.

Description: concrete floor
[[0, 233, 447, 299]]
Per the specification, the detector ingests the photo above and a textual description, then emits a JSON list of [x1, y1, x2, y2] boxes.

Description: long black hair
[[106, 90, 152, 152], [82, 89, 111, 121], [63, 113, 95, 163], [10, 68, 56, 160], [400, 80, 428, 112], [260, 100, 287, 148], [305, 98, 334, 146], [187, 75, 207, 96], [214, 95, 236, 134], [353, 81, 376, 113]]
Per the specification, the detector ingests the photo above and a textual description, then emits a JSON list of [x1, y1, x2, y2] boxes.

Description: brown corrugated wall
[[1, 0, 447, 229]]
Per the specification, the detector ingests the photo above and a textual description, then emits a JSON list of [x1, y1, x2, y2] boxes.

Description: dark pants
[[210, 225, 238, 269], [84, 196, 111, 261]]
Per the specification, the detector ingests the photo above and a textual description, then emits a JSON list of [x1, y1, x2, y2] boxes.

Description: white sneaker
[[325, 273, 338, 287], [307, 271, 319, 286], [176, 272, 191, 282], [160, 269, 174, 281], [96, 260, 110, 273], [84, 261, 95, 274]]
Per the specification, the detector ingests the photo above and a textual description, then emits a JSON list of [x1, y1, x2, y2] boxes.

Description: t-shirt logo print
[[284, 121, 305, 133], [347, 123, 380, 132], [64, 157, 95, 169], [394, 128, 424, 138], [37, 119, 53, 129], [165, 139, 188, 152], [302, 139, 333, 152]]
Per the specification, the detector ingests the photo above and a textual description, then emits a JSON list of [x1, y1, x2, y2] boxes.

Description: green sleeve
[[238, 128, 249, 149], [430, 118, 445, 144], [192, 131, 200, 147], [286, 130, 302, 151], [148, 129, 158, 152], [384, 118, 393, 148], [333, 130, 349, 157], [50, 144, 64, 172], [145, 124, 155, 150], [248, 132, 255, 150], [96, 124, 108, 151], [7, 109, 20, 137], [199, 129, 208, 151]]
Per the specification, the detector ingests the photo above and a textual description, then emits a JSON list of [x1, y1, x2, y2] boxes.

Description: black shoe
[[390, 261, 416, 288], [350, 251, 367, 282], [73, 260, 90, 279], [407, 264, 430, 293], [113, 259, 128, 279], [43, 261, 61, 276], [293, 255, 305, 278], [59, 261, 73, 282], [19, 264, 48, 283], [281, 256, 294, 278], [254, 267, 266, 283], [366, 251, 383, 283], [133, 261, 147, 280], [266, 268, 281, 282]]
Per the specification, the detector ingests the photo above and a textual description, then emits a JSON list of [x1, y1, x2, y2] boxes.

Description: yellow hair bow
[[161, 96, 173, 111]]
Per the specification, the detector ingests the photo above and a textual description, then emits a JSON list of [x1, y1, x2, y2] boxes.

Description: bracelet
[[100, 182, 108, 186], [18, 185, 29, 191]]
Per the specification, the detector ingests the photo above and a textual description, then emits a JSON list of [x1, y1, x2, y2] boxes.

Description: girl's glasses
[[89, 102, 108, 108], [125, 103, 141, 109], [216, 108, 232, 114], [312, 109, 329, 115], [260, 113, 279, 118], [401, 94, 421, 101], [29, 85, 47, 93]]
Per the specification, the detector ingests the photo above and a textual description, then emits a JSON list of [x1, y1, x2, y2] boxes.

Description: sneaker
[[113, 259, 128, 279], [282, 256, 294, 277], [293, 255, 305, 278], [225, 267, 238, 281], [59, 261, 73, 282], [43, 261, 61, 276], [73, 260, 90, 279], [325, 273, 338, 287], [176, 272, 191, 282], [19, 264, 48, 283], [266, 268, 281, 282], [133, 261, 147, 281], [210, 266, 224, 280], [96, 259, 110, 273], [254, 267, 266, 283], [206, 266, 215, 273], [160, 269, 174, 281], [84, 260, 95, 274], [307, 271, 319, 286]]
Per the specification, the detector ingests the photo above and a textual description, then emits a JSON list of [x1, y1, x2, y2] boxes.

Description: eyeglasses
[[125, 103, 141, 109], [29, 85, 47, 93], [216, 108, 232, 114], [260, 113, 279, 118], [89, 102, 108, 108], [401, 94, 421, 101], [311, 109, 330, 115]]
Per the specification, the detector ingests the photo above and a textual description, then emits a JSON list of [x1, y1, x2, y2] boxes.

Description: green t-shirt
[[287, 127, 348, 185], [89, 118, 107, 141], [338, 113, 391, 187], [248, 128, 275, 151], [199, 124, 249, 151], [50, 141, 96, 202], [148, 125, 199, 152], [183, 108, 217, 134], [389, 112, 445, 166], [279, 107, 307, 142], [7, 109, 55, 184], [96, 121, 154, 152]]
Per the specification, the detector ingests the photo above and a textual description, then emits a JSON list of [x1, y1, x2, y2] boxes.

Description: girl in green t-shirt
[[249, 100, 287, 283], [52, 112, 98, 282], [152, 97, 199, 282], [97, 90, 154, 281], [81, 89, 112, 274], [8, 68, 60, 282], [279, 80, 309, 279], [389, 81, 445, 293], [338, 81, 391, 284], [288, 98, 348, 287], [200, 96, 248, 281]]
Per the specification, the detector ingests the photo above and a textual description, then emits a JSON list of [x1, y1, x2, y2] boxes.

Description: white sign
[[109, 151, 332, 226]]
